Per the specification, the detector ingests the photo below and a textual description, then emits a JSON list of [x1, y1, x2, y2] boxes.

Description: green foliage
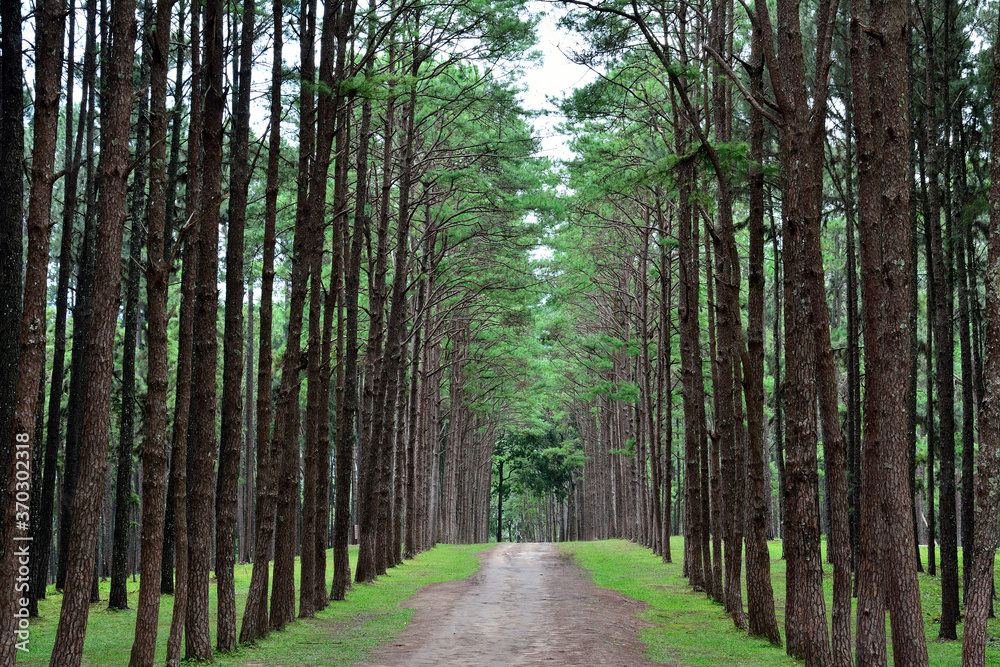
[[494, 426, 584, 502]]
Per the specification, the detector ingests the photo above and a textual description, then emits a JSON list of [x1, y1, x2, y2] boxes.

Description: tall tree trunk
[[0, 0, 24, 531], [185, 0, 224, 653], [269, 0, 317, 628], [48, 0, 135, 658], [240, 0, 282, 639], [956, 149, 975, 604], [755, 0, 839, 657], [677, 152, 705, 591], [165, 1, 201, 660], [359, 26, 411, 585], [923, 169, 937, 579], [110, 6, 152, 607], [658, 198, 673, 564], [960, 21, 1000, 659], [640, 222, 662, 558], [128, 0, 175, 660], [404, 265, 426, 560], [700, 221, 719, 602], [771, 203, 786, 556], [244, 286, 256, 565], [59, 0, 99, 592], [300, 239, 324, 619], [34, 5, 87, 611], [0, 0, 64, 657], [239, 0, 282, 643], [160, 5, 187, 592], [744, 21, 781, 647], [333, 12, 373, 599], [923, 0, 959, 637], [850, 0, 929, 661], [843, 77, 862, 591], [301, 0, 354, 614], [315, 230, 337, 611], [216, 0, 253, 649], [707, 0, 744, 625], [811, 147, 852, 667]]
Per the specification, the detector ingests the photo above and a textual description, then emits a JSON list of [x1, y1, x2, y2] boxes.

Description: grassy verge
[[560, 539, 1000, 666], [18, 543, 488, 666]]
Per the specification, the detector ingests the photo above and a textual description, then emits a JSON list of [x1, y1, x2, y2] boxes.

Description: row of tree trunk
[[0, 0, 535, 664], [555, 0, 1000, 665]]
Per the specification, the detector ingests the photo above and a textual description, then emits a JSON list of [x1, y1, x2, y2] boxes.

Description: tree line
[[486, 1, 1000, 666], [4, 0, 1000, 666], [0, 0, 545, 664]]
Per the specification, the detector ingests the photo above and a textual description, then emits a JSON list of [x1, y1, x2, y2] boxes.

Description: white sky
[[518, 1, 596, 162], [518, 3, 596, 262]]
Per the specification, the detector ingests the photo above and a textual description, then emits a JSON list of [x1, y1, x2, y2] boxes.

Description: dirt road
[[367, 542, 664, 666]]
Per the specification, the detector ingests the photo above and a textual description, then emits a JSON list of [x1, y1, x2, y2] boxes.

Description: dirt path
[[367, 542, 666, 666]]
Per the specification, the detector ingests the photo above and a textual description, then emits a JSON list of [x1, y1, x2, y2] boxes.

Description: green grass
[[559, 539, 1000, 666], [18, 543, 489, 666]]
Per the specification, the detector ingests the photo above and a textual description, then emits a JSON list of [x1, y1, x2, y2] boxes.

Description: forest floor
[[17, 543, 488, 666], [17, 540, 999, 665], [367, 542, 666, 666], [560, 539, 1000, 666]]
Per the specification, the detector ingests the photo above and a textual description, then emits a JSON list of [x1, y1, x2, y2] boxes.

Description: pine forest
[[1, 0, 1000, 665]]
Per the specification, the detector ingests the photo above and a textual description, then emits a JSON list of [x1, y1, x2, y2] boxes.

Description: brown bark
[[160, 9, 187, 593], [301, 0, 354, 614], [128, 0, 175, 661], [392, 342, 409, 562], [844, 87, 862, 588], [333, 26, 374, 602], [744, 21, 781, 647], [240, 0, 283, 640], [658, 199, 673, 564], [365, 30, 423, 582], [811, 146, 852, 667], [300, 247, 323, 618], [315, 232, 337, 611], [704, 221, 721, 603], [922, 0, 959, 637], [269, 0, 317, 628], [754, 0, 839, 657], [58, 0, 99, 592], [47, 0, 134, 659], [165, 2, 201, 661], [185, 0, 224, 654], [299, 201, 324, 616], [850, 0, 929, 662], [922, 157, 937, 578], [0, 0, 63, 658], [677, 153, 705, 591], [33, 5, 86, 611], [707, 0, 745, 626], [357, 29, 399, 582], [772, 213, 785, 554], [908, 77, 923, 575], [640, 223, 662, 559], [960, 22, 1000, 659], [0, 0, 24, 527], [956, 146, 975, 604], [243, 289, 256, 565], [404, 276, 426, 559], [216, 0, 253, 649], [110, 4, 152, 608]]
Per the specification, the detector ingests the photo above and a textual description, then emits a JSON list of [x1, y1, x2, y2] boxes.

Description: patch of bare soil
[[366, 542, 670, 666]]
